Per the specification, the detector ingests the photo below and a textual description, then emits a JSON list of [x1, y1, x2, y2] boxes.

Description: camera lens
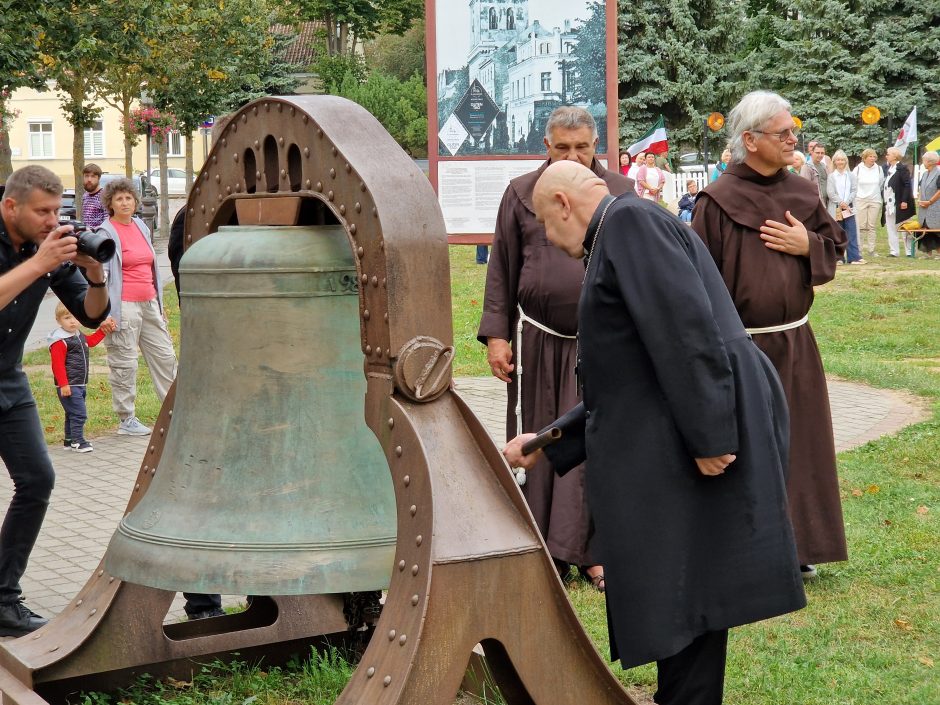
[[76, 230, 116, 263]]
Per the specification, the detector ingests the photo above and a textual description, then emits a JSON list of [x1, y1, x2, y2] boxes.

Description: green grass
[[56, 245, 940, 704]]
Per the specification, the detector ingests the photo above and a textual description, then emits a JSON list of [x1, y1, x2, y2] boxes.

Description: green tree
[[333, 70, 427, 156], [288, 0, 423, 56], [854, 0, 940, 153], [39, 1, 145, 208], [364, 17, 425, 83], [569, 2, 607, 107], [0, 1, 56, 180], [618, 0, 747, 153], [747, 0, 870, 155], [96, 5, 159, 177], [743, 0, 940, 156], [147, 0, 294, 234]]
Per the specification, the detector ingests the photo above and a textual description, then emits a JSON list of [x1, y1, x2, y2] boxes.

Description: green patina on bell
[[104, 225, 397, 595]]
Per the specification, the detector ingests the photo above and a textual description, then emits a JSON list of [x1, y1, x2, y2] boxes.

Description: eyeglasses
[[751, 128, 800, 142]]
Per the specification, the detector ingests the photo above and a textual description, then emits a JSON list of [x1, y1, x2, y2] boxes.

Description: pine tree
[[745, 0, 940, 156], [858, 0, 940, 153], [617, 0, 747, 152]]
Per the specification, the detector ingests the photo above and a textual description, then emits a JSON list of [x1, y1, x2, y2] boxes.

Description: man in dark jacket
[[478, 106, 632, 589], [504, 160, 805, 705], [0, 165, 110, 635]]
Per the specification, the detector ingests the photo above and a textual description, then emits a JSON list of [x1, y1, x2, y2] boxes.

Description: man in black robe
[[504, 161, 806, 705]]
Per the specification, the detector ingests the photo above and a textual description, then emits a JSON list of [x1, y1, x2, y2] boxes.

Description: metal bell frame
[[0, 96, 638, 705]]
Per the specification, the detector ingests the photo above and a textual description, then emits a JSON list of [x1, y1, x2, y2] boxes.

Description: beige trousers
[[106, 299, 178, 421], [855, 199, 882, 254]]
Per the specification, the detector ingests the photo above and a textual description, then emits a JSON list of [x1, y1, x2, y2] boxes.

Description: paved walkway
[[0, 374, 927, 628]]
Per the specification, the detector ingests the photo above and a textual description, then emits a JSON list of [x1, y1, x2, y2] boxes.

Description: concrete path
[[0, 374, 927, 627]]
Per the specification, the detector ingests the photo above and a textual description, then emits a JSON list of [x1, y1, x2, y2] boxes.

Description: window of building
[[506, 9, 514, 29], [150, 130, 184, 157], [84, 119, 104, 158], [541, 72, 551, 91], [28, 121, 54, 159], [489, 7, 498, 29]]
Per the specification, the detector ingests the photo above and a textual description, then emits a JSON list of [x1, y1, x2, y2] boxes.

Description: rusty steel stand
[[0, 96, 637, 705]]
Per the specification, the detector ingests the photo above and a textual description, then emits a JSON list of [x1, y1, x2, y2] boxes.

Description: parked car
[[149, 168, 188, 196], [678, 151, 716, 174], [59, 190, 78, 222]]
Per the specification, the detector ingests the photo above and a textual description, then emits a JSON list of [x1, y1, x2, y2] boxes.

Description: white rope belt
[[512, 305, 576, 486], [745, 314, 809, 335], [517, 305, 577, 340]]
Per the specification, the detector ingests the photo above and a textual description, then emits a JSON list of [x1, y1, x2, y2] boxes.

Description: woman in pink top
[[99, 178, 178, 436]]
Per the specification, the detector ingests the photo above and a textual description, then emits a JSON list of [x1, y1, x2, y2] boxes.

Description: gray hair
[[102, 177, 140, 215], [923, 150, 939, 166], [727, 91, 792, 163], [831, 149, 849, 171], [2, 165, 63, 203], [545, 106, 598, 142]]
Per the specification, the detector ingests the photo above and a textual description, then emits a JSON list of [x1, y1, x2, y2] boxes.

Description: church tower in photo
[[468, 0, 530, 99]]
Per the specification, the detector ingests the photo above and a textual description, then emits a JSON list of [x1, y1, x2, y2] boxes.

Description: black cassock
[[544, 195, 806, 668]]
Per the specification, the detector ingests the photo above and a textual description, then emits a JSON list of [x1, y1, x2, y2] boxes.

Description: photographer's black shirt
[[0, 214, 108, 411]]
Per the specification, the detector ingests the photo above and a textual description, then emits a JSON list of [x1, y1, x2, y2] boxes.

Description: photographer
[[0, 165, 110, 636]]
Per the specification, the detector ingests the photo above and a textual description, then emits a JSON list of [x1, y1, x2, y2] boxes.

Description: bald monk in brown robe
[[478, 106, 632, 587], [692, 90, 848, 577]]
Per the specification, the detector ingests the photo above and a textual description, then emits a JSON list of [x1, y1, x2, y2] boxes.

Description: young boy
[[677, 179, 699, 223], [48, 304, 115, 452]]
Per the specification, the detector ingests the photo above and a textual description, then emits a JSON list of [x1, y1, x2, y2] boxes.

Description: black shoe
[[186, 607, 226, 620], [0, 600, 48, 636], [63, 438, 72, 448]]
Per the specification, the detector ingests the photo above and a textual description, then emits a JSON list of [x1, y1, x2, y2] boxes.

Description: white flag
[[894, 107, 917, 156]]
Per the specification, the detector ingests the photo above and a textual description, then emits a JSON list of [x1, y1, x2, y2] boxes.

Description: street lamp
[[703, 112, 725, 174], [140, 91, 154, 186]]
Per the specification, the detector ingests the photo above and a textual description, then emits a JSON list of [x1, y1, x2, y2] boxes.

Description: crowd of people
[[652, 136, 940, 261]]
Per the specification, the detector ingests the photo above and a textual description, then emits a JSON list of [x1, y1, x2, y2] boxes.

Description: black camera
[[63, 220, 116, 263]]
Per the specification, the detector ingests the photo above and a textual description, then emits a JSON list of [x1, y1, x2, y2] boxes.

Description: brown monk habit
[[692, 162, 849, 566], [478, 159, 632, 567]]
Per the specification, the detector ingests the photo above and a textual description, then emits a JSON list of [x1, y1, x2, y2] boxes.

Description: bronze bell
[[104, 225, 397, 595]]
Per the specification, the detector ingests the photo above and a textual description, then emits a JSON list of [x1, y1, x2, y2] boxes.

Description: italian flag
[[626, 116, 669, 156]]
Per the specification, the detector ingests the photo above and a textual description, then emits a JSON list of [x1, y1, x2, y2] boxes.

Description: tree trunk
[[73, 124, 85, 213], [326, 13, 337, 55], [123, 96, 134, 177], [124, 133, 134, 177], [0, 128, 13, 183], [339, 22, 349, 55], [158, 139, 169, 239]]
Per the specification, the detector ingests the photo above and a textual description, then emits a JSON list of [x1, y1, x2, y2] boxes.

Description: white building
[[504, 21, 577, 144]]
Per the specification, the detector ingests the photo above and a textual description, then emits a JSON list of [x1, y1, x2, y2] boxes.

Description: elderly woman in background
[[882, 147, 915, 257], [710, 148, 732, 182], [788, 150, 806, 174], [98, 178, 178, 435], [917, 150, 940, 258], [627, 151, 645, 181], [828, 149, 863, 264], [853, 148, 884, 256]]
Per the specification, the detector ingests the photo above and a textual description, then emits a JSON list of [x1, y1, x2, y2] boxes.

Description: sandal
[[589, 573, 606, 593]]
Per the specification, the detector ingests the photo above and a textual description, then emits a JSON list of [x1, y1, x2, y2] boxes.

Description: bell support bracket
[[0, 95, 637, 705]]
